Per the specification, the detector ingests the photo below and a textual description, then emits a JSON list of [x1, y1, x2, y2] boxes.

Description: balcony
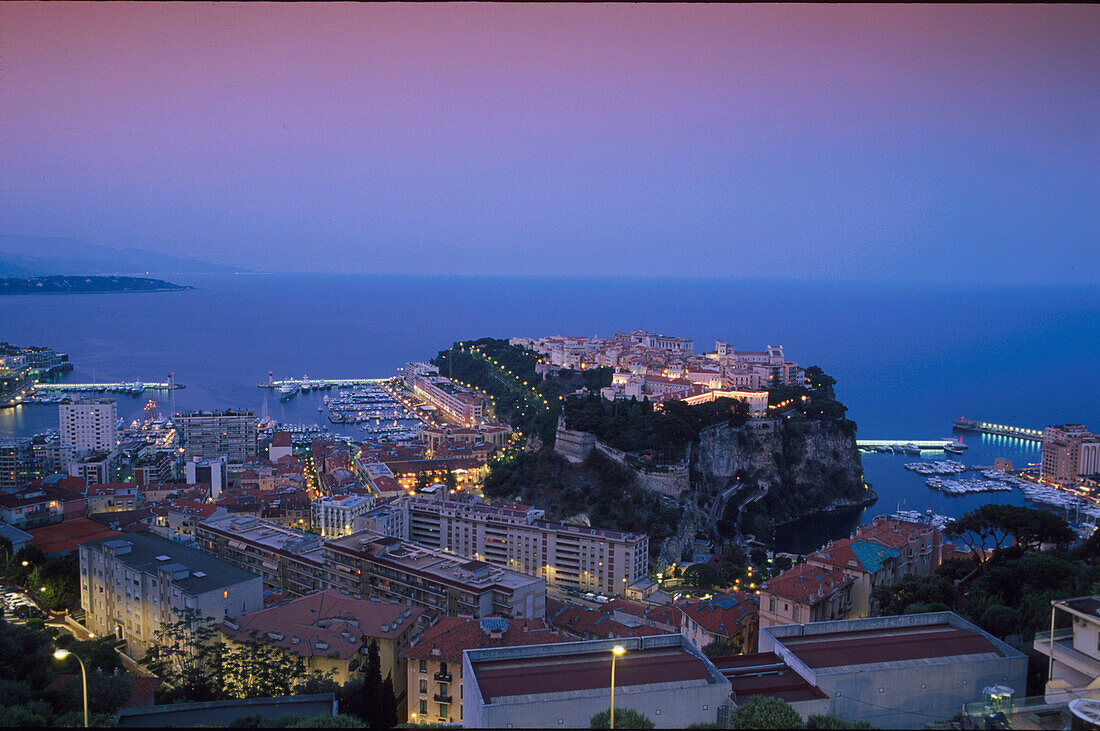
[[433, 692, 452, 703], [1034, 628, 1100, 680], [434, 671, 452, 682]]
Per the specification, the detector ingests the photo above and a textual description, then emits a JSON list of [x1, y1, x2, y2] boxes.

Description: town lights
[[610, 645, 626, 729]]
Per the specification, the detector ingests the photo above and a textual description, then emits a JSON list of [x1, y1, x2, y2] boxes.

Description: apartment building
[[677, 593, 760, 654], [196, 515, 328, 598], [405, 496, 649, 597], [60, 399, 117, 453], [401, 616, 574, 725], [1042, 425, 1100, 485], [758, 563, 854, 632], [176, 410, 257, 465], [0, 485, 86, 529], [355, 501, 410, 538], [79, 532, 263, 657], [311, 494, 375, 538], [409, 374, 485, 426], [323, 531, 546, 619], [221, 590, 424, 692]]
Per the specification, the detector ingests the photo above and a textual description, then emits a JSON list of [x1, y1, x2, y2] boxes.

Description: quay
[[857, 439, 956, 450], [953, 418, 1043, 442], [33, 382, 183, 392], [258, 378, 390, 389]]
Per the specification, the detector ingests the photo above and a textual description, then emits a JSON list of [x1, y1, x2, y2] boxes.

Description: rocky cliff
[[691, 416, 874, 539]]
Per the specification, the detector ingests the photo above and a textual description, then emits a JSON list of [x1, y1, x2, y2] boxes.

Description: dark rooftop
[[780, 623, 1005, 669], [711, 652, 828, 703], [471, 645, 717, 702]]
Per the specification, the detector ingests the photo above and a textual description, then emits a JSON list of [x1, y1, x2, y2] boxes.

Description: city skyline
[[1, 3, 1097, 284]]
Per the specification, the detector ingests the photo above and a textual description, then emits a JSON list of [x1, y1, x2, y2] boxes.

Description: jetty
[[953, 418, 1043, 442], [856, 439, 956, 450], [258, 378, 390, 389], [33, 382, 183, 392]]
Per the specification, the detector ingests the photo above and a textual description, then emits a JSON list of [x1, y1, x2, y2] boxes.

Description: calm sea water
[[4, 274, 1097, 548]]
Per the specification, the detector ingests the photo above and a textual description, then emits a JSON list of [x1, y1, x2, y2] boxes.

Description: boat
[[903, 443, 921, 455], [943, 443, 965, 454]]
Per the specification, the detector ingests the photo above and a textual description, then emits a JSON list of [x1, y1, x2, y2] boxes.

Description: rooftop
[[82, 532, 260, 595], [199, 516, 325, 564], [712, 652, 828, 703], [779, 622, 1006, 669], [29, 518, 121, 554], [222, 590, 424, 659], [467, 636, 722, 703], [400, 616, 573, 664], [761, 563, 853, 604]]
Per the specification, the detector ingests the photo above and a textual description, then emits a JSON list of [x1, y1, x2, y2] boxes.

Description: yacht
[[943, 443, 965, 454]]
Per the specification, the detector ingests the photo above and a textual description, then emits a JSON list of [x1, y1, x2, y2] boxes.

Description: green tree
[[730, 696, 804, 729], [589, 707, 656, 729], [141, 607, 222, 702], [946, 505, 1074, 561], [682, 563, 721, 592]]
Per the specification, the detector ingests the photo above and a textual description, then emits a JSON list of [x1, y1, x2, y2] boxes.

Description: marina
[[952, 418, 1043, 442], [32, 380, 184, 394]]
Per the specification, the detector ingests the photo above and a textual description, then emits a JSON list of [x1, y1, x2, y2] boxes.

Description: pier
[[258, 378, 390, 389], [856, 439, 957, 450], [34, 382, 183, 392], [953, 418, 1043, 442]]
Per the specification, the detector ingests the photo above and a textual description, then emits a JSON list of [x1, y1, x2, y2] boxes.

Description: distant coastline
[[0, 275, 192, 295]]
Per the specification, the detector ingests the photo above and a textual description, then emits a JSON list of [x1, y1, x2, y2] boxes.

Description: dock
[[857, 439, 957, 450], [953, 418, 1043, 442], [34, 382, 183, 392], [258, 378, 390, 389]]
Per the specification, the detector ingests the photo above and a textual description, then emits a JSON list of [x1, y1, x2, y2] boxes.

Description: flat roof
[[82, 531, 260, 595], [780, 623, 1005, 669], [470, 645, 717, 703], [711, 653, 828, 703]]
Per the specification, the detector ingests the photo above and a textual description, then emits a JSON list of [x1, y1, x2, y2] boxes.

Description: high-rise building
[[60, 399, 117, 453], [176, 410, 257, 465], [1042, 425, 1100, 485]]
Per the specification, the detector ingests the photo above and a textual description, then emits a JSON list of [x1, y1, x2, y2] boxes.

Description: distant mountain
[[0, 236, 246, 276]]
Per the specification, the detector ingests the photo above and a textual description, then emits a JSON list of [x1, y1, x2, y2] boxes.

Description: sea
[[3, 273, 1098, 552]]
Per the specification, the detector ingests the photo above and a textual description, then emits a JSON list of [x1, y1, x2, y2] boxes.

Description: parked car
[[583, 592, 596, 601]]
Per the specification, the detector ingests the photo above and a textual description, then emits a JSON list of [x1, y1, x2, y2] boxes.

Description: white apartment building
[[80, 532, 263, 658], [406, 497, 649, 597], [1035, 595, 1100, 702], [175, 410, 257, 465], [60, 399, 117, 453], [311, 493, 376, 538]]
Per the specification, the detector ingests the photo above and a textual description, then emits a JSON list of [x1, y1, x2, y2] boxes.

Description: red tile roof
[[221, 590, 424, 660], [272, 432, 292, 447], [28, 518, 122, 554], [761, 563, 853, 604], [400, 616, 575, 664], [677, 593, 758, 638]]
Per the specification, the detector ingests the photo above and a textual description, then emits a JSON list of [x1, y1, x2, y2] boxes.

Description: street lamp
[[610, 645, 625, 729], [53, 648, 88, 728]]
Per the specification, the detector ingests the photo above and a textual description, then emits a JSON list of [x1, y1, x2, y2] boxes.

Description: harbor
[[952, 417, 1043, 442]]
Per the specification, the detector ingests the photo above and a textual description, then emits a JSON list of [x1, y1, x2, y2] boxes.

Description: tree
[[141, 608, 222, 702], [589, 707, 656, 729], [946, 505, 1074, 562], [216, 640, 308, 699], [871, 575, 957, 617], [730, 696, 804, 729], [682, 563, 721, 592]]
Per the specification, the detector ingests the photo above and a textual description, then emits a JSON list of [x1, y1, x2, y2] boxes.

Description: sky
[[1, 3, 1097, 282]]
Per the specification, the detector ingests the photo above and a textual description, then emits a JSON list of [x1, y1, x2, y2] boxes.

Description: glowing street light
[[610, 644, 626, 729], [53, 648, 88, 727]]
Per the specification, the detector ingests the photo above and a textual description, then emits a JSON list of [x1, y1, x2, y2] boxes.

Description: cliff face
[[692, 417, 874, 530]]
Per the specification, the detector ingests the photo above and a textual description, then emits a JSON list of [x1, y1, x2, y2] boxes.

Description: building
[[406, 496, 649, 598], [220, 589, 424, 692], [677, 593, 759, 654], [68, 449, 117, 485], [311, 494, 376, 538], [176, 410, 257, 466], [805, 538, 900, 618], [1042, 425, 1100, 485], [758, 563, 854, 631], [712, 652, 830, 720], [185, 456, 228, 499], [354, 501, 409, 538], [401, 616, 575, 725], [616, 330, 695, 353], [86, 483, 143, 515], [462, 635, 732, 729], [1034, 595, 1100, 702], [323, 531, 546, 619], [760, 612, 1028, 729], [409, 374, 485, 426], [79, 532, 263, 657], [269, 432, 293, 462], [60, 399, 117, 454], [0, 485, 86, 529], [196, 515, 327, 598]]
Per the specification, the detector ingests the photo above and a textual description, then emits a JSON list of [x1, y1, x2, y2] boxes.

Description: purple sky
[[2, 3, 1097, 282]]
